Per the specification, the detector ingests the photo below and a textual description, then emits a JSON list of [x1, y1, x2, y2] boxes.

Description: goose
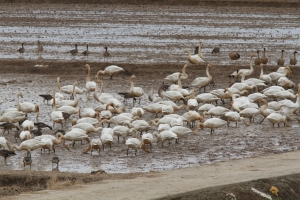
[[194, 117, 227, 134], [224, 111, 250, 127], [195, 93, 219, 105], [142, 133, 153, 149], [57, 128, 89, 148], [19, 131, 31, 141], [113, 126, 135, 143], [55, 81, 79, 107], [17, 92, 39, 119], [83, 138, 102, 154], [259, 64, 271, 85], [69, 44, 78, 56], [211, 47, 220, 54], [71, 123, 102, 134], [290, 51, 297, 66], [39, 94, 52, 105], [254, 50, 262, 66], [100, 133, 113, 151], [266, 113, 289, 127], [261, 47, 268, 65], [148, 81, 163, 103], [17, 42, 25, 55], [277, 77, 295, 89], [12, 139, 51, 153], [84, 64, 96, 99], [34, 134, 66, 152], [0, 149, 16, 164], [0, 110, 26, 124], [229, 52, 240, 61], [129, 75, 144, 104], [125, 135, 150, 155], [21, 120, 34, 132], [164, 64, 189, 84], [37, 40, 43, 56], [81, 44, 90, 58], [103, 46, 110, 61], [52, 157, 60, 168], [152, 130, 178, 147], [96, 65, 124, 80], [191, 63, 213, 92], [143, 103, 164, 117], [277, 49, 285, 66], [23, 151, 32, 169], [235, 53, 256, 79], [184, 48, 204, 64], [169, 126, 194, 142], [50, 91, 64, 128], [239, 108, 260, 122], [257, 99, 276, 123]]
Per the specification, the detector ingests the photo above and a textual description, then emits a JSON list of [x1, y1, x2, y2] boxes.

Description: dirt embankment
[[0, 0, 299, 7]]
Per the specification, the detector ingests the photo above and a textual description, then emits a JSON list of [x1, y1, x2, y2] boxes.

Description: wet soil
[[0, 2, 300, 199]]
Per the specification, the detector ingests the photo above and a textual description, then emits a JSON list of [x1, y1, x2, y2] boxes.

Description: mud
[[0, 2, 299, 198]]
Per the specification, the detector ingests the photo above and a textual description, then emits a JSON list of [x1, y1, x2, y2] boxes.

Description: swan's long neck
[[206, 65, 212, 79], [17, 93, 21, 111], [182, 65, 188, 78], [57, 78, 62, 93], [130, 77, 135, 91], [240, 73, 245, 82], [177, 75, 183, 88], [260, 66, 264, 78], [260, 99, 268, 110], [52, 92, 57, 111], [249, 56, 253, 71], [86, 67, 91, 82], [198, 42, 201, 55], [73, 83, 78, 104]]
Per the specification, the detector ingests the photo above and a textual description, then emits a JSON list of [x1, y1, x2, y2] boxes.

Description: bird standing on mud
[[103, 46, 110, 61], [17, 43, 25, 55], [69, 44, 78, 56]]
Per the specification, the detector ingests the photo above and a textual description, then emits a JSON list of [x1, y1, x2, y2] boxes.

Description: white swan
[[83, 138, 102, 154], [17, 92, 39, 119], [100, 133, 114, 151], [143, 103, 164, 117], [268, 66, 291, 84], [81, 108, 98, 118], [19, 130, 31, 141], [195, 93, 219, 104], [184, 43, 204, 64], [0, 111, 26, 123], [129, 75, 144, 104], [162, 104, 174, 115], [266, 113, 289, 127], [191, 63, 213, 92], [84, 64, 96, 100], [198, 104, 215, 112], [125, 136, 150, 155], [259, 64, 271, 85], [224, 111, 250, 127], [182, 111, 204, 127], [21, 120, 34, 132], [55, 81, 79, 108], [96, 65, 124, 79], [51, 91, 64, 128], [277, 77, 295, 89], [158, 124, 171, 132], [194, 118, 227, 134], [127, 120, 151, 136], [113, 126, 134, 143], [164, 64, 189, 84], [12, 139, 51, 153], [186, 89, 198, 110], [142, 133, 154, 149], [169, 126, 194, 142], [72, 117, 99, 126], [257, 99, 276, 123], [71, 123, 102, 134], [239, 108, 260, 122], [152, 130, 178, 147], [34, 134, 66, 151], [235, 53, 256, 79], [58, 128, 89, 148]]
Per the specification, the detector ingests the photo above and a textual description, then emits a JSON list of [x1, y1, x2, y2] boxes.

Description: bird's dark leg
[[260, 118, 265, 124], [110, 74, 113, 79], [135, 149, 137, 156]]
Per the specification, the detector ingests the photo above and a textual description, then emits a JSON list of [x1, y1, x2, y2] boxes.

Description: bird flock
[[0, 39, 299, 172]]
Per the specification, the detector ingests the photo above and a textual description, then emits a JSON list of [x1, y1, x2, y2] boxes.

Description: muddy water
[[0, 4, 299, 173]]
